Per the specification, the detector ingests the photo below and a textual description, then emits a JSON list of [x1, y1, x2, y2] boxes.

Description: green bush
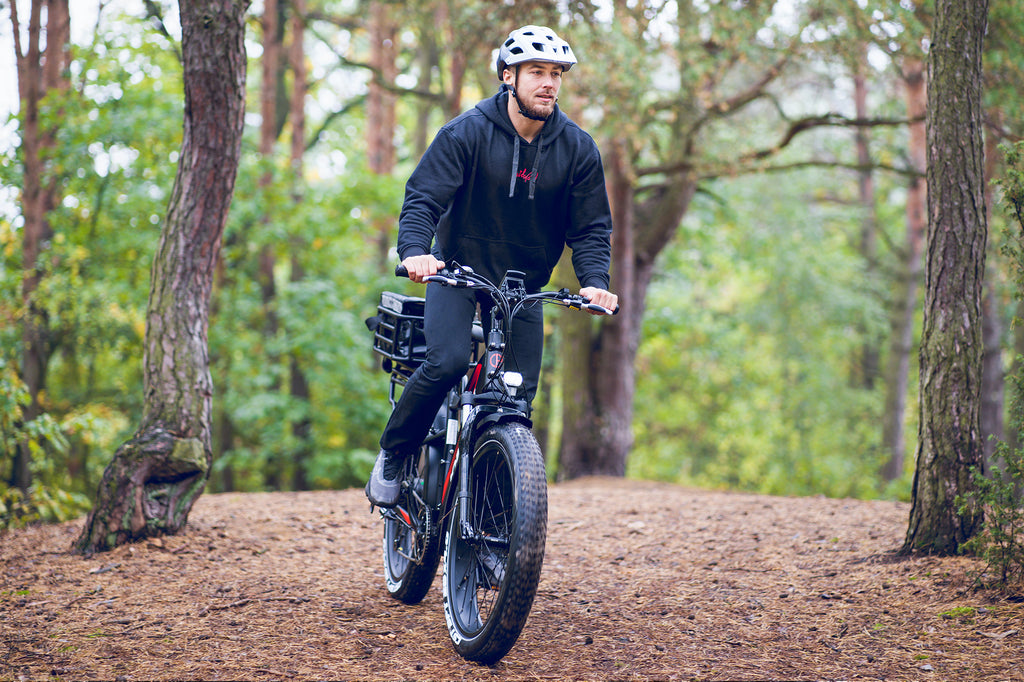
[[1, 358, 91, 529], [957, 142, 1024, 590], [957, 443, 1024, 590]]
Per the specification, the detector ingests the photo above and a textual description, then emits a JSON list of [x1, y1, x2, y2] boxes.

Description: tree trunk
[[980, 285, 1003, 464], [288, 0, 313, 490], [853, 52, 880, 390], [559, 139, 696, 478], [903, 0, 989, 555], [412, 9, 440, 158], [881, 58, 927, 482], [559, 139, 633, 478], [258, 0, 284, 490], [979, 122, 1004, 469], [367, 1, 397, 266], [288, 0, 307, 170], [9, 0, 71, 492], [74, 0, 249, 555]]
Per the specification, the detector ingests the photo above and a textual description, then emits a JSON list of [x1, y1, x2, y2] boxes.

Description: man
[[366, 25, 618, 507]]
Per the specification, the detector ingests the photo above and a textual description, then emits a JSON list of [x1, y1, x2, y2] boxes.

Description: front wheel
[[442, 422, 547, 664]]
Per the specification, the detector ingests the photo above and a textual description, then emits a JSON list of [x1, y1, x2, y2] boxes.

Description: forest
[[2, 0, 1023, 530]]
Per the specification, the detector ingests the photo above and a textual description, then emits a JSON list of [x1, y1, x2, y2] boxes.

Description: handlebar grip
[[579, 297, 619, 316], [395, 263, 453, 285]]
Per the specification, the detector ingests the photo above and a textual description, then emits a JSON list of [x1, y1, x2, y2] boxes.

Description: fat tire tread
[[443, 422, 547, 664], [384, 520, 441, 604]]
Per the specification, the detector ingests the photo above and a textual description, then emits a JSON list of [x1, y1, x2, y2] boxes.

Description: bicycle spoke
[[381, 447, 443, 605]]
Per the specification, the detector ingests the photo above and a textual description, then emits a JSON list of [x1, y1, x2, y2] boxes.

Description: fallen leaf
[[977, 629, 1017, 640], [88, 563, 120, 575]]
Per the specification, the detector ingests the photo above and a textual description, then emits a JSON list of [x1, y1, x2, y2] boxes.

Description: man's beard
[[514, 91, 553, 121]]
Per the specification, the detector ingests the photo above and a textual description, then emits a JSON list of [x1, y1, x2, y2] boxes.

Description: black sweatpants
[[379, 281, 543, 456]]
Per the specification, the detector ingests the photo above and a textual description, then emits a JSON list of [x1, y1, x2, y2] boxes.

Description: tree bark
[[367, 1, 397, 266], [559, 139, 633, 478], [881, 58, 927, 483], [288, 0, 312, 489], [258, 0, 284, 490], [9, 0, 71, 492], [74, 0, 249, 555], [853, 51, 880, 390], [903, 0, 989, 555], [559, 137, 696, 479], [979, 121, 1004, 469]]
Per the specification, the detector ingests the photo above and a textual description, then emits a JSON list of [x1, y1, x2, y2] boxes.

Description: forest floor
[[2, 477, 1022, 681]]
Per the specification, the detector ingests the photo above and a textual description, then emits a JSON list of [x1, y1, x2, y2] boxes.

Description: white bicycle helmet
[[496, 25, 577, 80]]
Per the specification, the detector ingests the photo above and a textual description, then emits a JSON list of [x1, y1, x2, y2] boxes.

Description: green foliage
[[207, 154, 405, 491], [955, 141, 1024, 591], [0, 358, 90, 529], [999, 142, 1024, 231], [0, 483, 91, 530], [938, 606, 977, 622], [1, 8, 185, 511], [984, 2, 1024, 129], [956, 443, 1024, 590], [630, 167, 891, 499]]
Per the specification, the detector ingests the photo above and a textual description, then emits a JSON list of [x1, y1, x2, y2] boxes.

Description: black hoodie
[[397, 88, 612, 291]]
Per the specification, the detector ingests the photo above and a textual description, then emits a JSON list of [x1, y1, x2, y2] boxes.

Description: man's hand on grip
[[579, 287, 618, 315], [402, 255, 446, 283]]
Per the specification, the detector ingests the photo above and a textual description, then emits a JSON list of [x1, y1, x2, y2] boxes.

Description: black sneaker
[[365, 449, 405, 508]]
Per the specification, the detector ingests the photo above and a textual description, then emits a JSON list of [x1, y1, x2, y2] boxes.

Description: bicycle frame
[[376, 262, 614, 549]]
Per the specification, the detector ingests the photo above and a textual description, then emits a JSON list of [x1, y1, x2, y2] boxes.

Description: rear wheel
[[442, 422, 547, 663], [382, 447, 442, 604]]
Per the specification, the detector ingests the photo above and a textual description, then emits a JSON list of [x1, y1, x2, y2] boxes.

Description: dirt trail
[[2, 478, 1022, 680]]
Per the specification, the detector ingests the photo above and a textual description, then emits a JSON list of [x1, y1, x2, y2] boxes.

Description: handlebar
[[395, 261, 618, 316]]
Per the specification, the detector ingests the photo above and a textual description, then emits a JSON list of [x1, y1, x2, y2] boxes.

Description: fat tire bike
[[366, 262, 617, 664]]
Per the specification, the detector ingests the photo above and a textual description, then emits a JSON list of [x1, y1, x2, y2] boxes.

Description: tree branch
[[305, 96, 365, 152], [698, 158, 922, 181], [713, 53, 792, 117], [143, 0, 182, 63], [637, 113, 922, 179], [739, 113, 921, 162], [306, 24, 442, 101]]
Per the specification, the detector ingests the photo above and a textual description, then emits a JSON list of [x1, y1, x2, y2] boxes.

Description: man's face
[[504, 61, 563, 120]]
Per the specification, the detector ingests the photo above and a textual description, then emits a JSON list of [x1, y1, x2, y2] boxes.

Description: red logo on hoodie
[[517, 168, 537, 183]]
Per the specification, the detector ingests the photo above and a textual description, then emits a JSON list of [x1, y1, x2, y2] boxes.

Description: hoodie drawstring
[[509, 135, 520, 198], [529, 138, 543, 200], [509, 134, 545, 200]]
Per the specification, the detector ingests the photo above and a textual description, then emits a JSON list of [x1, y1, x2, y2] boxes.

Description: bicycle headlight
[[502, 372, 524, 392]]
